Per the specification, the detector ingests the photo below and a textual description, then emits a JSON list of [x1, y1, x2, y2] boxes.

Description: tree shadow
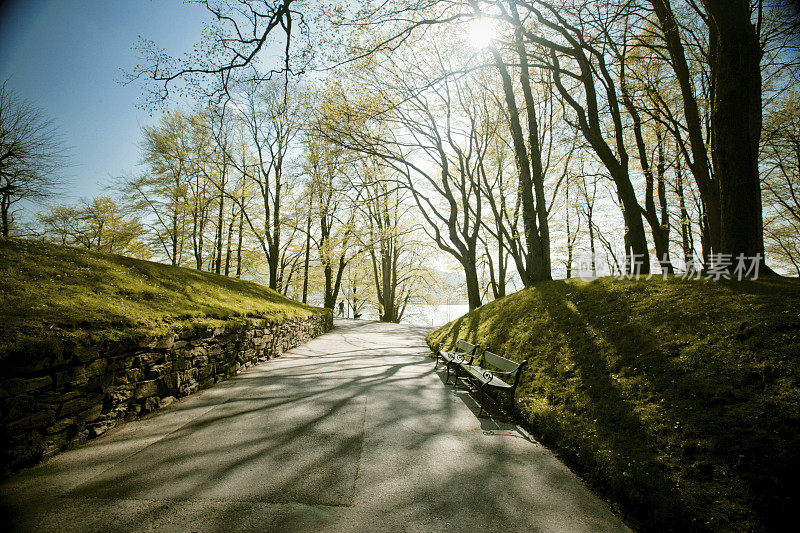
[[465, 278, 800, 532], [1, 321, 626, 532]]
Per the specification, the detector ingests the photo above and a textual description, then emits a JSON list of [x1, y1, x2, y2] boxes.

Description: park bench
[[453, 350, 528, 417], [435, 339, 481, 385]]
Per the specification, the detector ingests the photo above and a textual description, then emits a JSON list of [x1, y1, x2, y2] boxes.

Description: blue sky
[[0, 0, 210, 205]]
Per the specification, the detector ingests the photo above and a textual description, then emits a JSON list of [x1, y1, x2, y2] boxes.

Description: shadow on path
[[1, 319, 630, 533]]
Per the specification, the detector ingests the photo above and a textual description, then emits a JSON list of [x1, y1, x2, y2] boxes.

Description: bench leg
[[478, 383, 488, 417]]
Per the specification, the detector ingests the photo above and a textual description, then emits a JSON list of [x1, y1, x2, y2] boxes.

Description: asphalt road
[[1, 319, 631, 532]]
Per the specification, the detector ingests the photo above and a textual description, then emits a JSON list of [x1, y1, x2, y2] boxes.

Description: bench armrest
[[441, 351, 475, 364], [448, 352, 466, 364], [482, 359, 528, 388]]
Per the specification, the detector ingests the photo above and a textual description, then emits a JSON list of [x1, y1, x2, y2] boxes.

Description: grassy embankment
[[428, 276, 800, 532], [0, 239, 327, 360]]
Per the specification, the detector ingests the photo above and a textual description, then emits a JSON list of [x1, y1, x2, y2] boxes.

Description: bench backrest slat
[[455, 339, 480, 355], [482, 350, 520, 372]]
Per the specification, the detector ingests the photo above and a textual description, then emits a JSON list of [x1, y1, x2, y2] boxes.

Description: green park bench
[[435, 339, 481, 385], [453, 349, 528, 418]]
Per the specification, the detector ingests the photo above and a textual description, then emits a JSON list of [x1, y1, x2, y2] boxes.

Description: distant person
[[338, 300, 344, 317]]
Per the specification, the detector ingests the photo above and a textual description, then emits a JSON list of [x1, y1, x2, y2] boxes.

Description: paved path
[[1, 320, 630, 532]]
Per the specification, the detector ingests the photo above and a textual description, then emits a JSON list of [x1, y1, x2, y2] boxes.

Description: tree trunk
[[1, 195, 10, 237], [621, 74, 672, 273], [588, 220, 596, 276], [510, 2, 552, 281], [215, 191, 224, 275], [704, 0, 767, 266], [323, 256, 347, 309], [656, 132, 673, 272], [676, 159, 694, 269], [236, 193, 244, 278], [224, 203, 235, 276], [489, 44, 541, 285], [566, 187, 573, 279], [171, 215, 178, 266], [301, 187, 314, 303], [650, 0, 721, 253], [617, 172, 651, 273], [497, 231, 506, 298], [462, 255, 482, 311]]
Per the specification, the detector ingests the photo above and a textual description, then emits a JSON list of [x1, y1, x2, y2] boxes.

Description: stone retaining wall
[[0, 312, 332, 476]]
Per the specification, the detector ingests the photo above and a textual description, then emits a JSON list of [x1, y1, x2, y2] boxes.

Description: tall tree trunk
[[302, 186, 314, 303], [676, 158, 694, 269], [323, 263, 334, 308], [581, 174, 598, 277], [171, 214, 178, 266], [656, 131, 673, 273], [215, 189, 225, 275], [323, 256, 347, 309], [462, 254, 482, 311], [588, 219, 597, 276], [268, 248, 279, 290], [566, 185, 573, 279], [475, 0, 544, 284], [224, 203, 236, 276], [510, 1, 552, 280], [704, 0, 767, 266], [497, 230, 506, 298], [620, 72, 673, 272], [486, 243, 499, 299], [650, 0, 721, 253], [236, 200, 244, 278], [542, 34, 651, 273], [489, 43, 541, 285], [1, 195, 10, 237], [616, 173, 650, 273]]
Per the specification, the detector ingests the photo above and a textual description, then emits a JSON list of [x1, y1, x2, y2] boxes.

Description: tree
[[184, 111, 215, 270], [128, 0, 309, 108], [355, 157, 433, 322], [304, 123, 356, 309], [0, 80, 68, 237], [121, 111, 193, 265], [645, 0, 720, 256], [225, 78, 305, 291], [317, 42, 492, 309], [703, 0, 767, 266], [498, 0, 653, 273], [472, 0, 553, 283], [37, 195, 149, 258], [761, 90, 800, 274], [562, 177, 581, 278]]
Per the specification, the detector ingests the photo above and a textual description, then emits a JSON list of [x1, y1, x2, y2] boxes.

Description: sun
[[466, 17, 499, 49]]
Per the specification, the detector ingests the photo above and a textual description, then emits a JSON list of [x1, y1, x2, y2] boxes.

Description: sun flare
[[467, 18, 499, 49]]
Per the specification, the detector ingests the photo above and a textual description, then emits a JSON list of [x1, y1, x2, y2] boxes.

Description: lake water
[[353, 304, 470, 328]]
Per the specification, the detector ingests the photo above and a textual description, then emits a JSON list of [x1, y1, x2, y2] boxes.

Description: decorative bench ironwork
[[454, 349, 528, 417], [435, 339, 481, 385]]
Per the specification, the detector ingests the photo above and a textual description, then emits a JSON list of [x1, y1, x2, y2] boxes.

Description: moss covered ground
[[0, 239, 326, 358], [428, 276, 800, 532]]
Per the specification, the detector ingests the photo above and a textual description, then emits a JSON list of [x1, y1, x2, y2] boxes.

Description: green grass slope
[[428, 277, 800, 532], [0, 239, 327, 357]]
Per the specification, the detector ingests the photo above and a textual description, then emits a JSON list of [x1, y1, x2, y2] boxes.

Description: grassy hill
[[428, 276, 800, 532], [0, 239, 326, 358]]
